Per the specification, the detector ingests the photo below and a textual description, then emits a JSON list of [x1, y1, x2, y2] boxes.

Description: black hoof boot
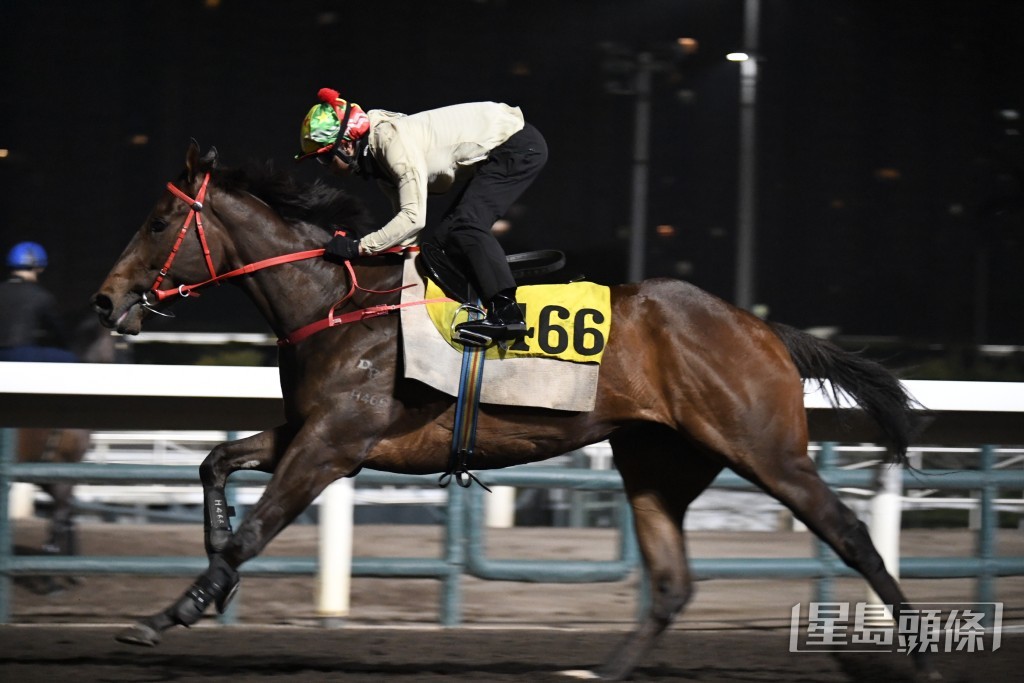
[[114, 559, 239, 648], [171, 555, 241, 626]]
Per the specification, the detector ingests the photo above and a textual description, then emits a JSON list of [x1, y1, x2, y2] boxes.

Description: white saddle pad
[[399, 253, 600, 411]]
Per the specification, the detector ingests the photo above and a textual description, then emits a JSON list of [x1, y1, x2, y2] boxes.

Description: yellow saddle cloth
[[424, 280, 612, 363]]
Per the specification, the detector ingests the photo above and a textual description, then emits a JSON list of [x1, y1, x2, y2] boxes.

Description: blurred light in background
[[874, 168, 902, 181], [676, 37, 699, 55]]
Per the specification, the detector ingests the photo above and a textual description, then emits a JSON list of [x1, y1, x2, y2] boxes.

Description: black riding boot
[[455, 289, 527, 343]]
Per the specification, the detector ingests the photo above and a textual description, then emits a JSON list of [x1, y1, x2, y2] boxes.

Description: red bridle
[[149, 173, 215, 296], [146, 173, 325, 305], [144, 173, 450, 345]]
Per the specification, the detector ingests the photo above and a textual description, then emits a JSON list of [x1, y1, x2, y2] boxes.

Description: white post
[[9, 482, 35, 520], [485, 486, 516, 528], [868, 463, 903, 611], [317, 477, 354, 623]]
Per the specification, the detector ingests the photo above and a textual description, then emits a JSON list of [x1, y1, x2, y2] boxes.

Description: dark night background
[[2, 1, 1022, 374]]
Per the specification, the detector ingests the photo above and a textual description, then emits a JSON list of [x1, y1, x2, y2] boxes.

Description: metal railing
[[2, 432, 1022, 625]]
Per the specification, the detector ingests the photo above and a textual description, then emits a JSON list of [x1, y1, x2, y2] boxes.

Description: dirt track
[[3, 624, 1022, 683], [3, 520, 1023, 681]]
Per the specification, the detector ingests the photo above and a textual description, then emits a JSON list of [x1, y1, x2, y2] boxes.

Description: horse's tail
[[769, 322, 919, 465]]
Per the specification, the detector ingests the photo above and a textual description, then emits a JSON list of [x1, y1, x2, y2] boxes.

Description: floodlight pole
[[734, 0, 761, 311], [628, 52, 653, 284]]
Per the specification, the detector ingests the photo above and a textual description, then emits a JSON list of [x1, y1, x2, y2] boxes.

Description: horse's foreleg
[[115, 552, 241, 647], [198, 425, 295, 555], [117, 425, 295, 646], [588, 428, 722, 682], [118, 424, 350, 647]]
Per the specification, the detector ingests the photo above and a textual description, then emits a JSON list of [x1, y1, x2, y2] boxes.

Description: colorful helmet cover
[[298, 88, 370, 157], [7, 241, 48, 268]]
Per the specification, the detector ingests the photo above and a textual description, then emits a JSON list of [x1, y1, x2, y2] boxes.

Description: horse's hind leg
[[590, 426, 722, 682], [40, 482, 78, 556], [735, 441, 940, 680], [27, 482, 81, 594]]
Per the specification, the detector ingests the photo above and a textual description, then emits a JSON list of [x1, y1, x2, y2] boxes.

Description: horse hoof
[[115, 622, 162, 647], [558, 670, 601, 680]]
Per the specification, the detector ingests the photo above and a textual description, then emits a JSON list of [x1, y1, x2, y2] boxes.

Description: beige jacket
[[359, 102, 525, 252]]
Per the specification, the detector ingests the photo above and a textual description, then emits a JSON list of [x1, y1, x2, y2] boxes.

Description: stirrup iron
[[450, 303, 491, 347]]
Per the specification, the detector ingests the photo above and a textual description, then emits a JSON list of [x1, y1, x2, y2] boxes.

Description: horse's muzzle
[[90, 292, 146, 334], [90, 293, 117, 328]]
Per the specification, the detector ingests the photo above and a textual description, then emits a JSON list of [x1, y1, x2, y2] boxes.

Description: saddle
[[416, 242, 566, 305]]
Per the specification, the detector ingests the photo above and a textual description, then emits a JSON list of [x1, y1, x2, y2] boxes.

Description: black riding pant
[[432, 123, 548, 302]]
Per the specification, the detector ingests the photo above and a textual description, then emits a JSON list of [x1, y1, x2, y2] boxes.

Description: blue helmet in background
[[7, 241, 48, 269]]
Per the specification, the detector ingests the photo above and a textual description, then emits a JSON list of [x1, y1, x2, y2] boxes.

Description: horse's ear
[[185, 140, 218, 180], [201, 146, 219, 168], [185, 139, 202, 181]]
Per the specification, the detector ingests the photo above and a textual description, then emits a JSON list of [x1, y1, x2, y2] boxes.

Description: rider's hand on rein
[[324, 234, 362, 263]]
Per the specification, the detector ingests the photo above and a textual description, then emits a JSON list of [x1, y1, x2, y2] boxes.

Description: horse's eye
[[150, 218, 169, 233]]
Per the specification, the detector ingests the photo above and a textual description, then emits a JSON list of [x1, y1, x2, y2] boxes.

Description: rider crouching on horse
[[296, 88, 548, 342]]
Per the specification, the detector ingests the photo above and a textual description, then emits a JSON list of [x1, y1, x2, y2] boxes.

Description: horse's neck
[[221, 209, 401, 339]]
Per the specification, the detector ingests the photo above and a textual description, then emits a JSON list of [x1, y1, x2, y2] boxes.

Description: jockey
[[0, 241, 78, 363], [296, 88, 548, 342]]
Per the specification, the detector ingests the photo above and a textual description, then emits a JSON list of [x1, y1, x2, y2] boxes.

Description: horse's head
[[92, 141, 228, 334], [95, 140, 381, 340]]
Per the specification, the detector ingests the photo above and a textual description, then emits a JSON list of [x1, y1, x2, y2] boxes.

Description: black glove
[[324, 234, 361, 263]]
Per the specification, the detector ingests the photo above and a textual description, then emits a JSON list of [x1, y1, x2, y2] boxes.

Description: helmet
[[7, 241, 48, 269], [297, 87, 371, 160]]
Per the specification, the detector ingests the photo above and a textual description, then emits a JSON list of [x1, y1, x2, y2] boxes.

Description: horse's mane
[[208, 161, 373, 237]]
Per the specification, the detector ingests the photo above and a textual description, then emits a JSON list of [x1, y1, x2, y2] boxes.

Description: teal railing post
[[216, 432, 239, 626], [568, 449, 587, 528], [813, 442, 838, 603], [631, 484, 649, 620], [218, 459, 242, 625], [0, 428, 14, 623], [976, 445, 997, 626], [440, 484, 465, 626]]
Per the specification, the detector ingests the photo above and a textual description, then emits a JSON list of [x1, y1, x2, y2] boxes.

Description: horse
[[15, 315, 121, 593], [91, 141, 936, 681]]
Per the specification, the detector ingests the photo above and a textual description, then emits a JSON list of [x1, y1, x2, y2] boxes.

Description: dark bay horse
[[91, 142, 935, 681], [17, 319, 119, 547], [15, 316, 120, 593]]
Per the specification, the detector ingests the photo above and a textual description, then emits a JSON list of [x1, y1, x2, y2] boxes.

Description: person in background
[[296, 88, 548, 343], [0, 241, 78, 362]]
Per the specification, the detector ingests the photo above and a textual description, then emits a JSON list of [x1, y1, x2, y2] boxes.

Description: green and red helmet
[[296, 88, 371, 162]]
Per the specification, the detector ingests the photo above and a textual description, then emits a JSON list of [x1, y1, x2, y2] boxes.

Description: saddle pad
[[400, 254, 604, 411], [423, 280, 611, 363]]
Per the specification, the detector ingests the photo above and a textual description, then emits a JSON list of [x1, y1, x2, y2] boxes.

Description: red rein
[[151, 175, 449, 346], [277, 257, 451, 347]]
